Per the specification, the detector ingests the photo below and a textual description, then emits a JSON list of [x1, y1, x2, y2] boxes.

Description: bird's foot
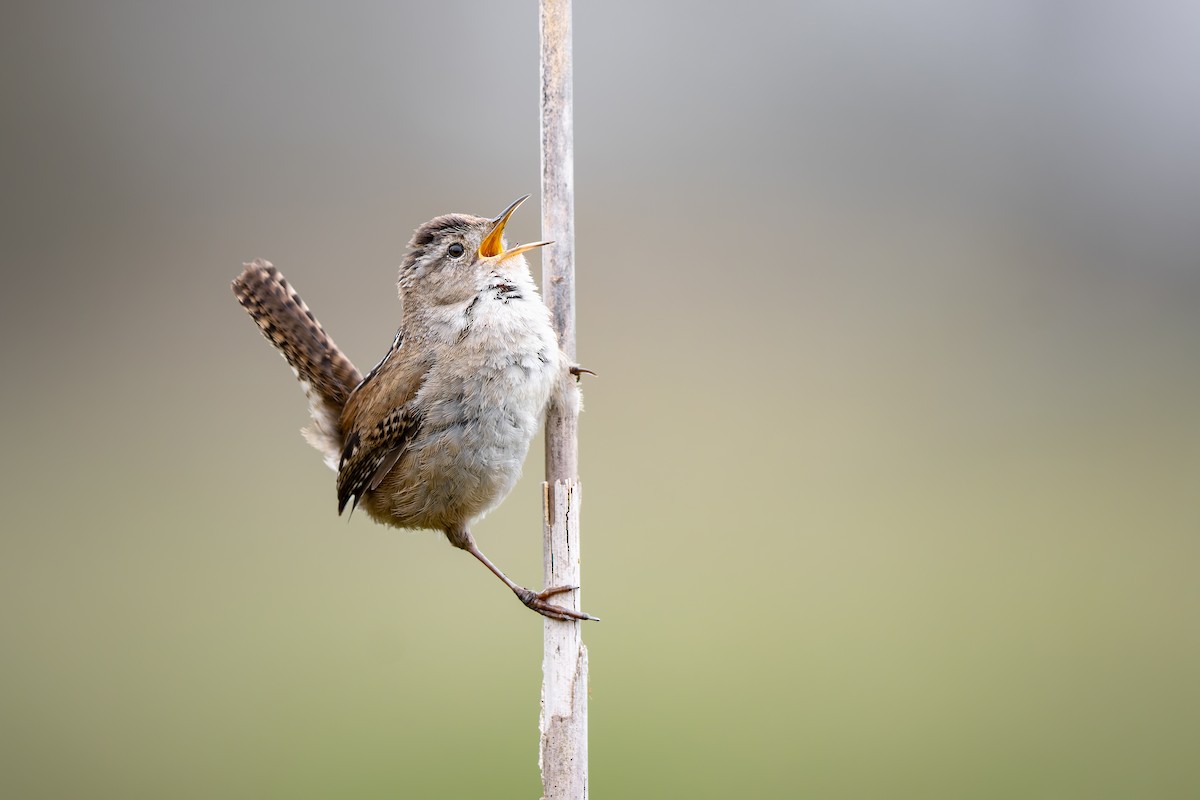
[[569, 364, 596, 381], [515, 585, 599, 622]]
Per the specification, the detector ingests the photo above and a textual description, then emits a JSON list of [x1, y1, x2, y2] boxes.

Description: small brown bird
[[232, 196, 595, 621]]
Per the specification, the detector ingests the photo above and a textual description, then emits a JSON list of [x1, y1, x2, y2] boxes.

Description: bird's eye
[[448, 243, 465, 258]]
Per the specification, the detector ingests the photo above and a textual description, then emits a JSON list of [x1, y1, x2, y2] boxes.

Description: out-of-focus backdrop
[[2, 1, 1198, 797]]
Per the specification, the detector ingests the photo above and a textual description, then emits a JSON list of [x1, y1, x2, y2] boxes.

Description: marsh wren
[[233, 196, 595, 621]]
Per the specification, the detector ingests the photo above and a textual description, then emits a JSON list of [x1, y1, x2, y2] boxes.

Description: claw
[[516, 585, 599, 622], [569, 364, 596, 381]]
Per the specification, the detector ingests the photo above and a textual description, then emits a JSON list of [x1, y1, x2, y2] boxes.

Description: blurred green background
[[2, 1, 1198, 797]]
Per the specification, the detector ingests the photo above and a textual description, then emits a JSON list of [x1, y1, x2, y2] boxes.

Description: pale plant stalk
[[538, 1, 587, 798]]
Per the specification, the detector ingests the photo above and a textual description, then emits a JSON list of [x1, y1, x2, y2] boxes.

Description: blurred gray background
[[2, 1, 1198, 797]]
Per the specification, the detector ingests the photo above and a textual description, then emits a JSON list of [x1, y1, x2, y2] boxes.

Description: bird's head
[[398, 195, 550, 306]]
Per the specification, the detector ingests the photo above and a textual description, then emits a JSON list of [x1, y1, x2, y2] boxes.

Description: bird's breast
[[455, 287, 560, 413], [388, 290, 560, 527], [421, 283, 561, 450]]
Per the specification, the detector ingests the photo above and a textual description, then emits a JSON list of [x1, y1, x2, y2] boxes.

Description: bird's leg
[[454, 530, 598, 622]]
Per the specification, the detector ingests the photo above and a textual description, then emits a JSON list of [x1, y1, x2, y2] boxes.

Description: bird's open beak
[[479, 195, 552, 261]]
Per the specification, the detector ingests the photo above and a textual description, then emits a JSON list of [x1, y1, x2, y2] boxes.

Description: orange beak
[[479, 195, 552, 261]]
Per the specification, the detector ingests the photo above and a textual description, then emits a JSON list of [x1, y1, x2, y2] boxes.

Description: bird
[[232, 196, 596, 621]]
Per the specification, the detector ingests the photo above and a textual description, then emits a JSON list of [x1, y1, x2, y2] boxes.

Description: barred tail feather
[[232, 259, 362, 469]]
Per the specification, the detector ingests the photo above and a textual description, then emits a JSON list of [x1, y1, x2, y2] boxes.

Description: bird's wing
[[335, 333, 429, 515]]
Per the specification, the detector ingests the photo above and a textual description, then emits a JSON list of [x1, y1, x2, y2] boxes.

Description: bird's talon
[[516, 585, 598, 622], [569, 364, 596, 381]]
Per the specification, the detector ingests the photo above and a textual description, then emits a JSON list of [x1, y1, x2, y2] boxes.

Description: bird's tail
[[232, 259, 362, 470]]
